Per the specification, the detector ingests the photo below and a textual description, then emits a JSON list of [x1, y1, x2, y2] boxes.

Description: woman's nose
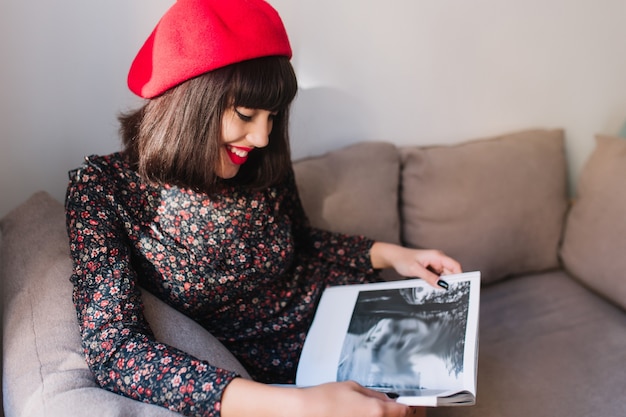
[[247, 119, 272, 148]]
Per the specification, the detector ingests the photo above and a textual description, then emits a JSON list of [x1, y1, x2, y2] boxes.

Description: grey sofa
[[2, 128, 626, 416]]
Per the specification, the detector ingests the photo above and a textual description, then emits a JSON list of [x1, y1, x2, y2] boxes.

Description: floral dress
[[65, 152, 381, 417]]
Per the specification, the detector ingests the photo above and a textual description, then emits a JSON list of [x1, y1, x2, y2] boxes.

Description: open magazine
[[296, 271, 481, 407]]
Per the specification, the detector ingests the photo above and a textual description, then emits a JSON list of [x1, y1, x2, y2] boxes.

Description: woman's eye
[[234, 108, 252, 122]]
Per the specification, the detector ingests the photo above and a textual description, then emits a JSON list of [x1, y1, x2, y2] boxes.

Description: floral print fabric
[[65, 152, 380, 417]]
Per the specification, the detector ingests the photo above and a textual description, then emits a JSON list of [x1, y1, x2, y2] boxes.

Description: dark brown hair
[[119, 56, 298, 193]]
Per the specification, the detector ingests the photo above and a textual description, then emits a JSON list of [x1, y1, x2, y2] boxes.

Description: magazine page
[[296, 271, 480, 406]]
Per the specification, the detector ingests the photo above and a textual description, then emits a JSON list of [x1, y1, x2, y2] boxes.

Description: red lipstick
[[225, 145, 252, 165]]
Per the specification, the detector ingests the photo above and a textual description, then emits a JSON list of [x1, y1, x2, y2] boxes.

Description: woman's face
[[365, 318, 433, 361], [218, 106, 276, 179]]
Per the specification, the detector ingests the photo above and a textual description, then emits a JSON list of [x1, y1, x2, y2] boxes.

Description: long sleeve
[[65, 162, 238, 417]]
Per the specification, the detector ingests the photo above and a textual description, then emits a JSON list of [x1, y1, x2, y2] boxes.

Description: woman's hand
[[370, 242, 462, 288], [221, 378, 425, 417], [298, 381, 425, 417]]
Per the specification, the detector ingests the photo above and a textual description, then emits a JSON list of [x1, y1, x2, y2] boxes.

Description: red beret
[[128, 0, 292, 98]]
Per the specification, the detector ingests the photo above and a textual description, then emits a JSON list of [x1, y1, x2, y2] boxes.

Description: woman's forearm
[[220, 378, 418, 417], [220, 378, 304, 417], [370, 241, 397, 269]]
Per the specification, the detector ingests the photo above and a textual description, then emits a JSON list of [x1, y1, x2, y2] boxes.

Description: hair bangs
[[229, 56, 298, 112]]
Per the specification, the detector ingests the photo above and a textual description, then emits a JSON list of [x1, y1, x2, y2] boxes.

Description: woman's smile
[[226, 145, 253, 165]]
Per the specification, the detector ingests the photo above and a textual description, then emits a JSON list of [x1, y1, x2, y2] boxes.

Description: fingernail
[[437, 279, 449, 290]]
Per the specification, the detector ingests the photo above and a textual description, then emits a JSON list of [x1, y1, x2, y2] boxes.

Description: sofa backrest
[[294, 129, 570, 285], [560, 135, 626, 311], [293, 141, 402, 245], [400, 129, 569, 284]]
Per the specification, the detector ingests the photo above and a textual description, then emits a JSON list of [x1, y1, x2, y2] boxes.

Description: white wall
[[2, 0, 626, 218]]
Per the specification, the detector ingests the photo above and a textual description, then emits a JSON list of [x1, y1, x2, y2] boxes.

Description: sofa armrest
[[0, 192, 248, 417]]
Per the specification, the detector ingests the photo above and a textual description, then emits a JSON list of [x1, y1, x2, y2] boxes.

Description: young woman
[[65, 1, 461, 417]]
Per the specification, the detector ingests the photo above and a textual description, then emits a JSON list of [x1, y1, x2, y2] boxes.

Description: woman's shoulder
[[66, 152, 164, 220], [68, 152, 136, 185], [66, 152, 154, 204]]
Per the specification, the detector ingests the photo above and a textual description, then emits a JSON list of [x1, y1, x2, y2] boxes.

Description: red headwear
[[128, 0, 292, 98]]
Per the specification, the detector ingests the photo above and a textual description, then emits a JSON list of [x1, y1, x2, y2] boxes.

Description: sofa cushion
[[429, 271, 626, 417], [560, 135, 626, 311], [293, 141, 401, 245], [400, 129, 569, 284], [0, 192, 249, 417]]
